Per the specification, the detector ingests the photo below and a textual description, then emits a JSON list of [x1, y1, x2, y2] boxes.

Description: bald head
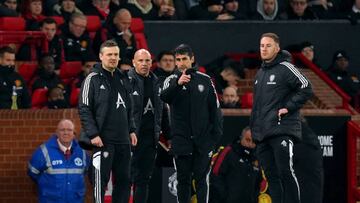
[[222, 86, 239, 105], [113, 9, 132, 32], [56, 119, 75, 147], [133, 49, 152, 77]]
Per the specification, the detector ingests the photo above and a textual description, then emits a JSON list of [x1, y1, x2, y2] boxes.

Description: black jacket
[[160, 68, 223, 155], [250, 50, 313, 142], [78, 63, 135, 142], [127, 68, 163, 142]]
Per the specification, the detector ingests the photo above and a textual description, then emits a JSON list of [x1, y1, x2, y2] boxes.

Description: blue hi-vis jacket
[[28, 135, 89, 203]]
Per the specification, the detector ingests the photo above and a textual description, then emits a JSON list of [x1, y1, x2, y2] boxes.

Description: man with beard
[[0, 46, 31, 109], [220, 86, 240, 108]]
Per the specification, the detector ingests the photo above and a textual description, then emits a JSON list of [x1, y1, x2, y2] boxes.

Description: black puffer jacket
[[127, 68, 163, 142], [78, 64, 135, 141], [250, 50, 313, 142]]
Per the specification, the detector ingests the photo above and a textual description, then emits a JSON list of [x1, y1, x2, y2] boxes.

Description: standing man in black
[[250, 33, 313, 203], [161, 44, 223, 203], [78, 40, 137, 203], [128, 49, 163, 203]]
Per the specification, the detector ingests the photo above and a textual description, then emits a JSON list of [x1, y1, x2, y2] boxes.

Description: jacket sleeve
[[127, 90, 136, 134], [20, 78, 31, 109], [28, 147, 46, 182], [208, 78, 223, 143], [282, 63, 313, 113], [160, 73, 182, 104], [78, 73, 100, 139]]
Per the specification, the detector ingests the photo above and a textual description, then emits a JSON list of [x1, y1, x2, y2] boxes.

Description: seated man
[[210, 127, 261, 203], [0, 46, 31, 109], [220, 86, 240, 108], [28, 119, 89, 203], [47, 87, 69, 109]]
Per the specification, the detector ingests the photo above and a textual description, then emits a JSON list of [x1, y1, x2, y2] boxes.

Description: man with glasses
[[60, 13, 95, 61]]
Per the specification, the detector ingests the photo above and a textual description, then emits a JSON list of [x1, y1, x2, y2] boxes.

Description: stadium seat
[[241, 92, 253, 108], [31, 88, 48, 109], [70, 88, 80, 107], [134, 33, 149, 50], [86, 15, 101, 39], [50, 16, 65, 26], [18, 63, 38, 84], [0, 17, 25, 31], [59, 61, 82, 80], [130, 18, 144, 33]]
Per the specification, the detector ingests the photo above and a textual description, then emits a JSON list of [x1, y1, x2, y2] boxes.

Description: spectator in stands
[[296, 41, 321, 68], [28, 119, 89, 203], [0, 0, 19, 16], [80, 0, 111, 21], [280, 0, 318, 20], [326, 50, 360, 104], [220, 61, 244, 89], [93, 9, 137, 64], [348, 0, 360, 21], [253, 0, 280, 20], [21, 0, 46, 30], [0, 46, 31, 109], [307, 0, 337, 19], [153, 50, 176, 80], [189, 0, 234, 20], [17, 18, 63, 69], [53, 0, 83, 23], [209, 127, 260, 203], [153, 0, 177, 19], [60, 13, 95, 61], [47, 86, 69, 109], [73, 60, 97, 88], [124, 0, 175, 20], [220, 86, 240, 108], [120, 59, 133, 72], [31, 54, 64, 91], [294, 117, 324, 203], [223, 0, 248, 19]]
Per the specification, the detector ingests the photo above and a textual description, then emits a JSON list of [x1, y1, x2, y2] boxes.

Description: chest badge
[[267, 74, 276, 85], [198, 84, 204, 92]]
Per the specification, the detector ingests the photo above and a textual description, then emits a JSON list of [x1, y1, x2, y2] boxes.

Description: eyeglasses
[[71, 22, 86, 29]]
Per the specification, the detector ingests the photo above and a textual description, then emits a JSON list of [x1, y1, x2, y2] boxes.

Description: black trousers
[[256, 136, 301, 203], [294, 143, 324, 203], [174, 151, 211, 203], [92, 143, 131, 203], [131, 136, 157, 203]]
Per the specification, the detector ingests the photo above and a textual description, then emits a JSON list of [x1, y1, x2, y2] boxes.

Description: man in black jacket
[[128, 49, 163, 203], [160, 44, 223, 203], [250, 33, 313, 203], [78, 40, 137, 203]]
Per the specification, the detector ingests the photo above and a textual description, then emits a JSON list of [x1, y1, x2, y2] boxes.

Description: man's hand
[[177, 70, 191, 85], [130, 132, 137, 146], [278, 108, 288, 117], [122, 29, 133, 46], [91, 136, 104, 147]]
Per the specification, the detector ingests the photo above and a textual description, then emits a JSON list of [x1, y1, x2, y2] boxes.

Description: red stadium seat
[[0, 17, 25, 31], [31, 88, 48, 109], [134, 33, 149, 50], [241, 92, 253, 108], [59, 61, 82, 79], [130, 18, 144, 33], [18, 63, 38, 83], [70, 88, 80, 107], [86, 15, 101, 39], [50, 16, 65, 26]]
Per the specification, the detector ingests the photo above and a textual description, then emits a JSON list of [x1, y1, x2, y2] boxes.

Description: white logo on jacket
[[116, 93, 126, 109], [198, 84, 204, 92], [74, 158, 83, 166], [267, 74, 276, 85], [143, 99, 154, 115], [52, 160, 63, 165]]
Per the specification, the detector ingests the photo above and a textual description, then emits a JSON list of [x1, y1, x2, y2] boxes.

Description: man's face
[[175, 54, 194, 70], [82, 61, 96, 76], [301, 47, 314, 61], [0, 52, 15, 66], [336, 57, 349, 71], [4, 0, 17, 10], [240, 130, 256, 149], [56, 120, 75, 147], [225, 0, 238, 12], [69, 17, 87, 38], [113, 12, 131, 32], [263, 0, 275, 15], [30, 1, 42, 16], [99, 46, 120, 71], [49, 87, 64, 101], [158, 54, 175, 73], [41, 23, 57, 41], [222, 87, 239, 104], [93, 0, 110, 9], [133, 50, 152, 77], [62, 0, 75, 13], [40, 56, 55, 74], [260, 37, 280, 62], [290, 0, 307, 16]]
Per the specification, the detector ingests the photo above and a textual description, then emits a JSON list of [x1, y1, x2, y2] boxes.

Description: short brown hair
[[0, 46, 15, 58], [261, 32, 280, 45], [99, 40, 119, 53]]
